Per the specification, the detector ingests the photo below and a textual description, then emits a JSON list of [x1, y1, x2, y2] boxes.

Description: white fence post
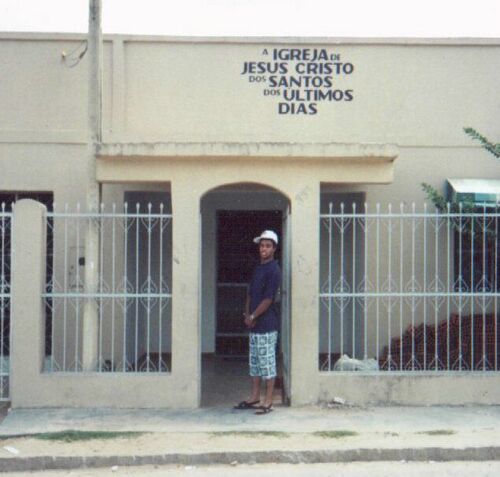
[[10, 199, 47, 406], [0, 204, 11, 401], [82, 213, 99, 371]]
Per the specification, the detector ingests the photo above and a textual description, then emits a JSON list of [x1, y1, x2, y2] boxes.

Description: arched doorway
[[200, 183, 291, 408]]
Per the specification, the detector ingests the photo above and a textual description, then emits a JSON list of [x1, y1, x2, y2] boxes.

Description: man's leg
[[249, 376, 261, 402], [263, 377, 275, 407], [247, 333, 261, 403], [262, 331, 278, 408]]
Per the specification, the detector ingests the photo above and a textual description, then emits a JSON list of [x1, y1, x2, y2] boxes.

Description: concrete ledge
[[97, 153, 395, 187], [10, 373, 198, 409], [319, 373, 500, 405], [97, 141, 398, 162], [1, 447, 500, 472]]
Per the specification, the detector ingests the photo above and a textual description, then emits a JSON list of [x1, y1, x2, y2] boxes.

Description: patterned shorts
[[249, 331, 278, 379]]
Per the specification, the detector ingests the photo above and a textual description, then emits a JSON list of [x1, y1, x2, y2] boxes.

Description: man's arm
[[244, 294, 252, 327], [244, 297, 273, 327], [251, 298, 273, 319]]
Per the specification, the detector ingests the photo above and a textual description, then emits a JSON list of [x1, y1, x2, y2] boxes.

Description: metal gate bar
[[0, 205, 11, 400], [43, 203, 173, 373], [320, 203, 499, 372]]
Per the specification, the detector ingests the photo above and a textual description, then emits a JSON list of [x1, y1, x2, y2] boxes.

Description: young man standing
[[234, 230, 281, 415]]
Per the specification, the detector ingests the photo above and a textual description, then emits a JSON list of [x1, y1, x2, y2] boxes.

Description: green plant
[[313, 430, 358, 438], [463, 128, 500, 159], [416, 429, 456, 436], [421, 183, 475, 213], [34, 430, 143, 442], [421, 128, 498, 242], [210, 431, 290, 438], [422, 128, 499, 210]]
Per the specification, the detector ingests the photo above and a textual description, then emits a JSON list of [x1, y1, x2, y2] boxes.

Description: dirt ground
[[0, 428, 498, 459]]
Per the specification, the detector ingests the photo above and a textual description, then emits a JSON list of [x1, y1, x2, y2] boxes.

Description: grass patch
[[313, 430, 358, 439], [210, 431, 289, 438], [33, 430, 143, 442], [416, 429, 456, 436]]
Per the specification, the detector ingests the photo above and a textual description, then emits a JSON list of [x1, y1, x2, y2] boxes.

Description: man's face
[[259, 239, 276, 262]]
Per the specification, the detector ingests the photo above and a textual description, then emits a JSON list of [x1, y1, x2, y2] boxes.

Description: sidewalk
[[0, 404, 499, 472]]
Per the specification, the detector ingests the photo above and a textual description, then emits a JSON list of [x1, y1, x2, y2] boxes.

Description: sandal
[[233, 400, 260, 410], [255, 404, 273, 415]]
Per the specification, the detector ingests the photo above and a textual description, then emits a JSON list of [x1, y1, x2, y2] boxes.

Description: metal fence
[[0, 205, 11, 400], [320, 203, 499, 372], [43, 204, 173, 373]]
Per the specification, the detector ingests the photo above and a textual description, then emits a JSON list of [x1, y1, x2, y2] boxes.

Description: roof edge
[[1, 31, 500, 46]]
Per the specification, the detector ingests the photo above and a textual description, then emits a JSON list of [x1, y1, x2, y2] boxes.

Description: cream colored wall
[[10, 200, 188, 408], [0, 34, 498, 148], [11, 199, 500, 408], [2, 34, 500, 406], [1, 35, 498, 186], [121, 41, 499, 145], [1, 35, 497, 208], [0, 145, 88, 372], [350, 147, 500, 204], [319, 373, 500, 405], [0, 144, 87, 200], [0, 37, 112, 139], [1, 145, 89, 372]]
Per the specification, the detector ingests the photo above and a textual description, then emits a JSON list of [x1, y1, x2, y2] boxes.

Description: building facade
[[0, 33, 499, 407]]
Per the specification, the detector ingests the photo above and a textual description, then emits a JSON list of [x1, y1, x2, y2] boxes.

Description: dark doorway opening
[[215, 210, 282, 357], [201, 208, 286, 407]]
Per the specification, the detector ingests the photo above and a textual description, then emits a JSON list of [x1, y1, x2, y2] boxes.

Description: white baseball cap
[[253, 230, 278, 245]]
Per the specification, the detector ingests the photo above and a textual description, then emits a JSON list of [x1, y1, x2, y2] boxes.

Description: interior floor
[[201, 355, 284, 408]]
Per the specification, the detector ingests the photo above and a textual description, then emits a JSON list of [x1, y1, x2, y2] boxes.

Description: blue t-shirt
[[249, 260, 281, 333]]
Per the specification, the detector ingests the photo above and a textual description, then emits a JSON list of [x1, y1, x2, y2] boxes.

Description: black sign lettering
[[241, 48, 355, 115]]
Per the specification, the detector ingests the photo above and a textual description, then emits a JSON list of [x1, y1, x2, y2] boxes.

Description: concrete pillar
[[82, 0, 103, 371], [290, 182, 320, 405], [10, 200, 47, 405], [171, 185, 201, 407], [111, 39, 126, 141]]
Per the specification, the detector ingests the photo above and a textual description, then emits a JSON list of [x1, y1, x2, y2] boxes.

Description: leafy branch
[[463, 127, 500, 159], [422, 127, 499, 211], [421, 182, 495, 241], [421, 183, 476, 213], [421, 127, 498, 241]]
